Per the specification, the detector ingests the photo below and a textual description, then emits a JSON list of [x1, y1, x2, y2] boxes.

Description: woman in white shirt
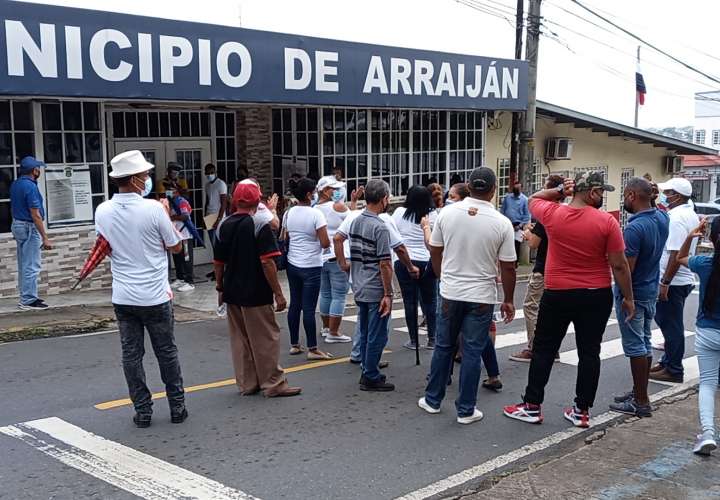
[[284, 177, 333, 360], [392, 185, 438, 350], [314, 176, 352, 344]]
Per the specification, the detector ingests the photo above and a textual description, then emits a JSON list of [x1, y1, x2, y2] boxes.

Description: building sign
[[0, 0, 528, 111], [45, 166, 93, 225]]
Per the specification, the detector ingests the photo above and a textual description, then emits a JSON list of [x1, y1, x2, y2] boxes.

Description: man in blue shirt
[[10, 156, 53, 310], [609, 177, 669, 417], [500, 181, 530, 265]]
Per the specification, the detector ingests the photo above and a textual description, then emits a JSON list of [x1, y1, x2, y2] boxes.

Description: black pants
[[113, 301, 185, 414], [170, 239, 194, 283], [395, 260, 437, 344], [524, 288, 613, 411]]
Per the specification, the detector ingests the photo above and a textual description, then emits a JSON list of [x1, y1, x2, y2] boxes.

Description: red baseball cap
[[233, 182, 261, 206]]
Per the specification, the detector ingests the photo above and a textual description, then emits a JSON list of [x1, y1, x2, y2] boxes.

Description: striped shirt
[[340, 210, 391, 303]]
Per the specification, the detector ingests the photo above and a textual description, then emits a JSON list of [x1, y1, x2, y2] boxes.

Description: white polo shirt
[[95, 193, 181, 306], [660, 202, 700, 286], [430, 197, 515, 304]]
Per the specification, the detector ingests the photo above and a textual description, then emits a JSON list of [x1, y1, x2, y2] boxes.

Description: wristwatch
[[660, 279, 671, 286]]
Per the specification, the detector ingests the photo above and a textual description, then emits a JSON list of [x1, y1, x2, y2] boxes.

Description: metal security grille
[[620, 168, 635, 227], [497, 158, 511, 208]]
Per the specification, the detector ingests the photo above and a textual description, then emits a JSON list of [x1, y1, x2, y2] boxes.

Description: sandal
[[307, 349, 333, 361], [482, 378, 503, 392], [289, 345, 306, 355]]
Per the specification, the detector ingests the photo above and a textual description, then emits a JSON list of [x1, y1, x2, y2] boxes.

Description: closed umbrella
[[71, 235, 111, 290]]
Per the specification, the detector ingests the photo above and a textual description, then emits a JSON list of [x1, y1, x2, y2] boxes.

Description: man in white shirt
[[651, 177, 700, 383], [418, 167, 517, 425], [95, 150, 187, 429], [203, 163, 227, 246]]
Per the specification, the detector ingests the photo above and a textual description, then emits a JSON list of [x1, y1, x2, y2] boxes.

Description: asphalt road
[[0, 283, 702, 500]]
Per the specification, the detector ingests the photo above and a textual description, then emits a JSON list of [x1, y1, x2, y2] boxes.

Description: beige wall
[[486, 111, 673, 213]]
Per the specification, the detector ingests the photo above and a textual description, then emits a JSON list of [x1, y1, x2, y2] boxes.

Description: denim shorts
[[615, 296, 655, 358]]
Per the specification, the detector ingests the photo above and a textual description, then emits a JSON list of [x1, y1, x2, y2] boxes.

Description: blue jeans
[[319, 261, 350, 317], [696, 326, 720, 434], [425, 298, 493, 417], [656, 284, 694, 377], [286, 263, 322, 349], [615, 295, 656, 358], [395, 260, 437, 344], [356, 301, 390, 382], [11, 220, 42, 305]]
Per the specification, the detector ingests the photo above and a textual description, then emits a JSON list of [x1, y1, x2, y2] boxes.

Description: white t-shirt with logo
[[204, 178, 227, 215], [285, 205, 328, 268], [660, 203, 700, 286], [430, 198, 515, 304], [95, 193, 181, 306]]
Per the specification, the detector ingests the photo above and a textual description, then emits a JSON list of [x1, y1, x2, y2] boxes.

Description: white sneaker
[[324, 334, 352, 344], [216, 303, 227, 318], [320, 327, 330, 338], [177, 283, 195, 292], [693, 431, 717, 455], [418, 397, 440, 414], [170, 280, 185, 290], [457, 408, 484, 425]]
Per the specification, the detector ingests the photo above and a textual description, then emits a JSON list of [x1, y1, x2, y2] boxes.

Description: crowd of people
[[16, 148, 717, 456]]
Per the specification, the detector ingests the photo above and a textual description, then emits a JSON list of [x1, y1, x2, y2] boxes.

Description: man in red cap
[[213, 182, 301, 397]]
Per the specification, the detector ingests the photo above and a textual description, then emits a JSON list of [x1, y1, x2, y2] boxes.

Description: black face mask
[[623, 200, 635, 214], [589, 191, 603, 209], [512, 188, 520, 195]]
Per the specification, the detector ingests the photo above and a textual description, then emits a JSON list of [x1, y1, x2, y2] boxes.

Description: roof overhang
[[537, 101, 717, 156]]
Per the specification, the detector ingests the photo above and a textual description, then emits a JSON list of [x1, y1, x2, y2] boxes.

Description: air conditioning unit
[[545, 137, 574, 160], [664, 156, 683, 174]]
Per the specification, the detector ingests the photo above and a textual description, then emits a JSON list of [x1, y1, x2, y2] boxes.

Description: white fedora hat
[[109, 150, 155, 178]]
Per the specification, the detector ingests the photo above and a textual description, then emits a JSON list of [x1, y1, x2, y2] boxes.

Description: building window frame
[[695, 129, 706, 145], [712, 130, 720, 146]]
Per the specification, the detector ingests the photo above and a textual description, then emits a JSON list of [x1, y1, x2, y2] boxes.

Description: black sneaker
[[609, 398, 652, 418], [360, 378, 395, 392], [170, 407, 188, 424], [133, 413, 152, 428], [18, 299, 49, 311]]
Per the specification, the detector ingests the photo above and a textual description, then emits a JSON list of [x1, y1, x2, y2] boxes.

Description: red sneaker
[[563, 406, 590, 428], [503, 402, 543, 424]]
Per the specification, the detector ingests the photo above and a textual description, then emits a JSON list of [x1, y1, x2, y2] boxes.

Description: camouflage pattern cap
[[574, 171, 615, 192]]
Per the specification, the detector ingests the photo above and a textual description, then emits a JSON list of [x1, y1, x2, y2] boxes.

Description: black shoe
[[18, 299, 49, 311], [170, 407, 188, 424], [205, 271, 215, 281], [133, 413, 152, 428], [360, 378, 395, 392]]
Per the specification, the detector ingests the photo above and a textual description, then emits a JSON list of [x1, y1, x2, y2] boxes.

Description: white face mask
[[141, 177, 153, 198]]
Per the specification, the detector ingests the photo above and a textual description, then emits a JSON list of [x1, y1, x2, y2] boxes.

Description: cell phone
[[493, 311, 504, 323]]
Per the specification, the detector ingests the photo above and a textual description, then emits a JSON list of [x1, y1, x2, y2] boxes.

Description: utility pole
[[518, 0, 542, 192], [634, 45, 641, 128], [509, 0, 524, 186]]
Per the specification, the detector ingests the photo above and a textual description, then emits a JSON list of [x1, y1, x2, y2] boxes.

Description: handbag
[[276, 208, 291, 271]]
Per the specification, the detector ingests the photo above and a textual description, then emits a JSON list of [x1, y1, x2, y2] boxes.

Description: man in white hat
[[650, 177, 699, 383], [95, 150, 188, 428]]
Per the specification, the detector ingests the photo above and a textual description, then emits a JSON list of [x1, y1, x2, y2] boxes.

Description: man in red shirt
[[503, 171, 634, 428]]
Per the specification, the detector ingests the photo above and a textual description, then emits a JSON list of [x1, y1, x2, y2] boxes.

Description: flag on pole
[[636, 63, 647, 105]]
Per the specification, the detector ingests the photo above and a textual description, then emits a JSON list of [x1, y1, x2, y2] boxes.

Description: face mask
[[166, 190, 174, 199], [311, 192, 319, 205], [206, 174, 216, 182], [591, 191, 604, 209], [658, 193, 668, 206], [445, 199, 455, 205], [512, 188, 520, 195], [141, 177, 153, 198], [623, 199, 634, 214], [331, 190, 344, 202], [169, 171, 178, 180]]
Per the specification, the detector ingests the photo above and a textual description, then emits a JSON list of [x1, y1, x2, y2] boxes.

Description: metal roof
[[537, 101, 717, 156]]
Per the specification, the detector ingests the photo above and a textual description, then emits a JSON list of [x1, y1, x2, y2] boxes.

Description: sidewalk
[[0, 262, 533, 341], [466, 390, 717, 500]]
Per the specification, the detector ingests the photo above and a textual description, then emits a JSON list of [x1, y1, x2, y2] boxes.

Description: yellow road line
[[95, 351, 391, 410]]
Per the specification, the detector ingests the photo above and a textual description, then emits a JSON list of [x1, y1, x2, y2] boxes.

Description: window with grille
[[713, 130, 720, 146], [695, 129, 706, 145], [496, 158, 511, 208], [0, 100, 35, 233]]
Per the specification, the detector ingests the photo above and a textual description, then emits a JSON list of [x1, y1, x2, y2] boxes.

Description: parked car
[[694, 202, 720, 218]]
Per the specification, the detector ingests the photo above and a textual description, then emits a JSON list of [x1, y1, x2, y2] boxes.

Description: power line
[[570, 0, 720, 86]]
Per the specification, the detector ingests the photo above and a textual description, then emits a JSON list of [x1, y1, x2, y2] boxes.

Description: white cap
[[658, 177, 692, 197], [109, 150, 154, 178], [317, 175, 345, 191]]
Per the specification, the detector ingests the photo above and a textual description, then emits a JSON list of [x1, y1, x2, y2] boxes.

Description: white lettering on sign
[[315, 51, 338, 92], [2, 19, 523, 104], [216, 41, 251, 88], [159, 35, 192, 84], [6, 20, 58, 77], [285, 48, 311, 90], [89, 29, 132, 82]]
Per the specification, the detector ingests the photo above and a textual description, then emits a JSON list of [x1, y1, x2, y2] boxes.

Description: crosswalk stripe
[[0, 417, 256, 500], [559, 329, 694, 366]]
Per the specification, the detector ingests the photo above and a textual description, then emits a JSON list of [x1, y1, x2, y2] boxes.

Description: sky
[[21, 0, 720, 130]]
